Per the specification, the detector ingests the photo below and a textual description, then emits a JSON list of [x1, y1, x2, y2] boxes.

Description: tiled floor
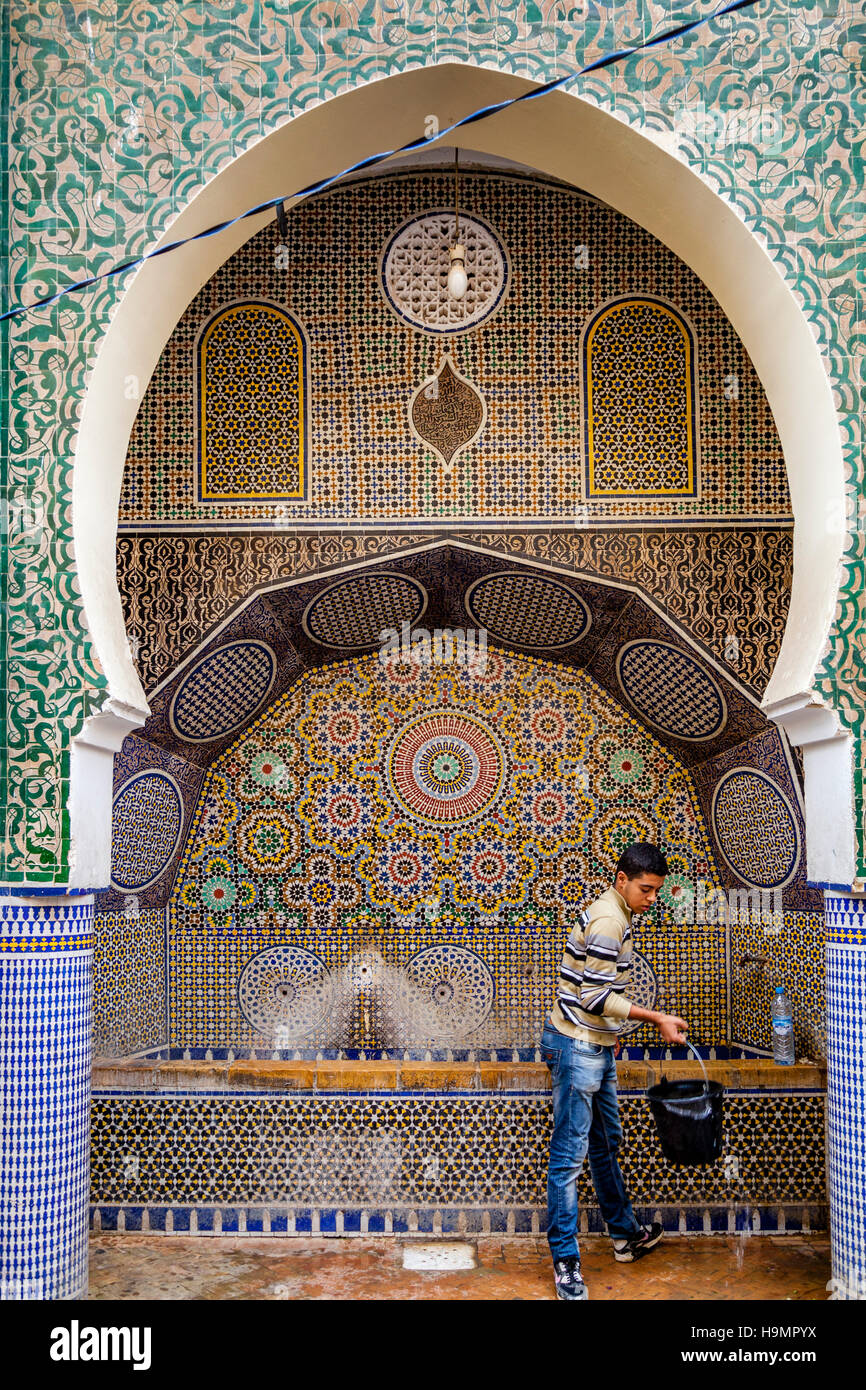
[[86, 1234, 831, 1301]]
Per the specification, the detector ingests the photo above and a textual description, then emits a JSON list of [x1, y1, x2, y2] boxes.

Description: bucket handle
[[682, 1037, 710, 1094]]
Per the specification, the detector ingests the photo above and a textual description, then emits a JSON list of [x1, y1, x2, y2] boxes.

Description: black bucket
[[647, 1045, 725, 1166]]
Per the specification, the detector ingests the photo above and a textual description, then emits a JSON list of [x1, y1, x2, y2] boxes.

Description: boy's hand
[[658, 1014, 688, 1044]]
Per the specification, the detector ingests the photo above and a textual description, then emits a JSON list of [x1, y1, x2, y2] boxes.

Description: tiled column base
[[0, 895, 94, 1300], [825, 892, 866, 1300]]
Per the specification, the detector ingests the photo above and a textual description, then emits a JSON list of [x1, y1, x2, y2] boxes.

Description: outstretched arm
[[626, 1002, 688, 1044]]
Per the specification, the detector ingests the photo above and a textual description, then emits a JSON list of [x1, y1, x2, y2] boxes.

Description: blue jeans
[[541, 1022, 642, 1262]]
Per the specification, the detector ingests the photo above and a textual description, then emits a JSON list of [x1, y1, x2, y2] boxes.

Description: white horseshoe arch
[[70, 63, 852, 888]]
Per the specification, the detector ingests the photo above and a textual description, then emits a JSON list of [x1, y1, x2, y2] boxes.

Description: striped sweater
[[548, 886, 634, 1046]]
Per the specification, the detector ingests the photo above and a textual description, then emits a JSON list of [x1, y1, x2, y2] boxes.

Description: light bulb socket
[[447, 244, 468, 299]]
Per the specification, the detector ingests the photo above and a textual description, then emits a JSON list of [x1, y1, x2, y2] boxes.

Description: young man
[[541, 842, 688, 1301]]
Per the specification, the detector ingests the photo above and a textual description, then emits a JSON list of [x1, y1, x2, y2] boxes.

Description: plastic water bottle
[[772, 985, 795, 1065]]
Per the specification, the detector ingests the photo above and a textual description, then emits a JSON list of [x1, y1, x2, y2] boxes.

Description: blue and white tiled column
[[0, 893, 94, 1300], [825, 892, 866, 1301]]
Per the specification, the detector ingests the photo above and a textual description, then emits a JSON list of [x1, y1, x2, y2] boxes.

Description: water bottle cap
[[774, 984, 784, 992]]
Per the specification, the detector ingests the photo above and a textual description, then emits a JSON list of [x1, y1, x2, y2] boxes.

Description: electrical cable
[[0, 0, 761, 323]]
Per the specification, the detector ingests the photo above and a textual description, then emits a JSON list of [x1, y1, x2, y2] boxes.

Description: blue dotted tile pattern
[[110, 771, 184, 892], [0, 898, 93, 1300], [170, 640, 277, 742], [96, 737, 205, 914], [712, 769, 800, 891], [93, 909, 167, 1058], [616, 639, 726, 742], [825, 893, 866, 1301]]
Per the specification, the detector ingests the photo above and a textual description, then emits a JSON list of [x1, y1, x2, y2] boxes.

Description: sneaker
[[612, 1222, 664, 1263], [553, 1256, 589, 1300]]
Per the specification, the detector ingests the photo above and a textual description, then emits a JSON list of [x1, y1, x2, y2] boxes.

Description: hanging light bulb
[[447, 148, 467, 301], [448, 244, 467, 299]]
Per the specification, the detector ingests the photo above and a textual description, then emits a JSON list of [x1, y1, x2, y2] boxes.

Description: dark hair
[[615, 842, 669, 880]]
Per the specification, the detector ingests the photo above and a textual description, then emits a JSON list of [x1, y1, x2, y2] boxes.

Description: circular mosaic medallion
[[110, 771, 184, 891], [465, 571, 591, 649], [169, 640, 277, 743], [395, 945, 494, 1040], [302, 571, 427, 650], [379, 210, 510, 334], [386, 711, 506, 824], [615, 639, 727, 742], [620, 951, 659, 1037], [711, 768, 801, 889], [238, 945, 333, 1041]]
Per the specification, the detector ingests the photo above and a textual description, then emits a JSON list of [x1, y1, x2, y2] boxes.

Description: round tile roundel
[[619, 951, 659, 1037], [169, 640, 277, 743], [238, 945, 332, 1041], [464, 571, 590, 649], [110, 771, 184, 891], [302, 571, 427, 650], [380, 211, 510, 334], [386, 712, 506, 824], [615, 639, 727, 741], [711, 768, 801, 889], [396, 945, 494, 1040]]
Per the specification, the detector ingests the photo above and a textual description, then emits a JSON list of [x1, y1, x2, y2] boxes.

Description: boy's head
[[613, 842, 669, 913]]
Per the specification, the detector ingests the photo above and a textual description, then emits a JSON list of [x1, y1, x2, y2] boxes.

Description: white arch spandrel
[[71, 63, 851, 888]]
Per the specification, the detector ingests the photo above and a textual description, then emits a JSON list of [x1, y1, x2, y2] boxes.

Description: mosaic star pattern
[[89, 1089, 827, 1225], [4, 0, 857, 1296], [712, 769, 801, 892], [197, 302, 308, 501], [169, 646, 723, 1050], [729, 911, 826, 1060], [110, 772, 183, 892], [583, 297, 698, 498], [238, 944, 333, 1043], [169, 641, 277, 743], [93, 909, 167, 1058], [386, 711, 506, 825]]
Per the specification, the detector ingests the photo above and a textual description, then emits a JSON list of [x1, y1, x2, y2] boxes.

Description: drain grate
[[402, 1242, 477, 1271]]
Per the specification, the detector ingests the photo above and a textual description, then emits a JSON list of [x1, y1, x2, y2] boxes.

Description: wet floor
[[86, 1233, 831, 1301]]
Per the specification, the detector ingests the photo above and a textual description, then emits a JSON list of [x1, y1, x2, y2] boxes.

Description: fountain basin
[[92, 1056, 825, 1093], [89, 1056, 827, 1239]]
